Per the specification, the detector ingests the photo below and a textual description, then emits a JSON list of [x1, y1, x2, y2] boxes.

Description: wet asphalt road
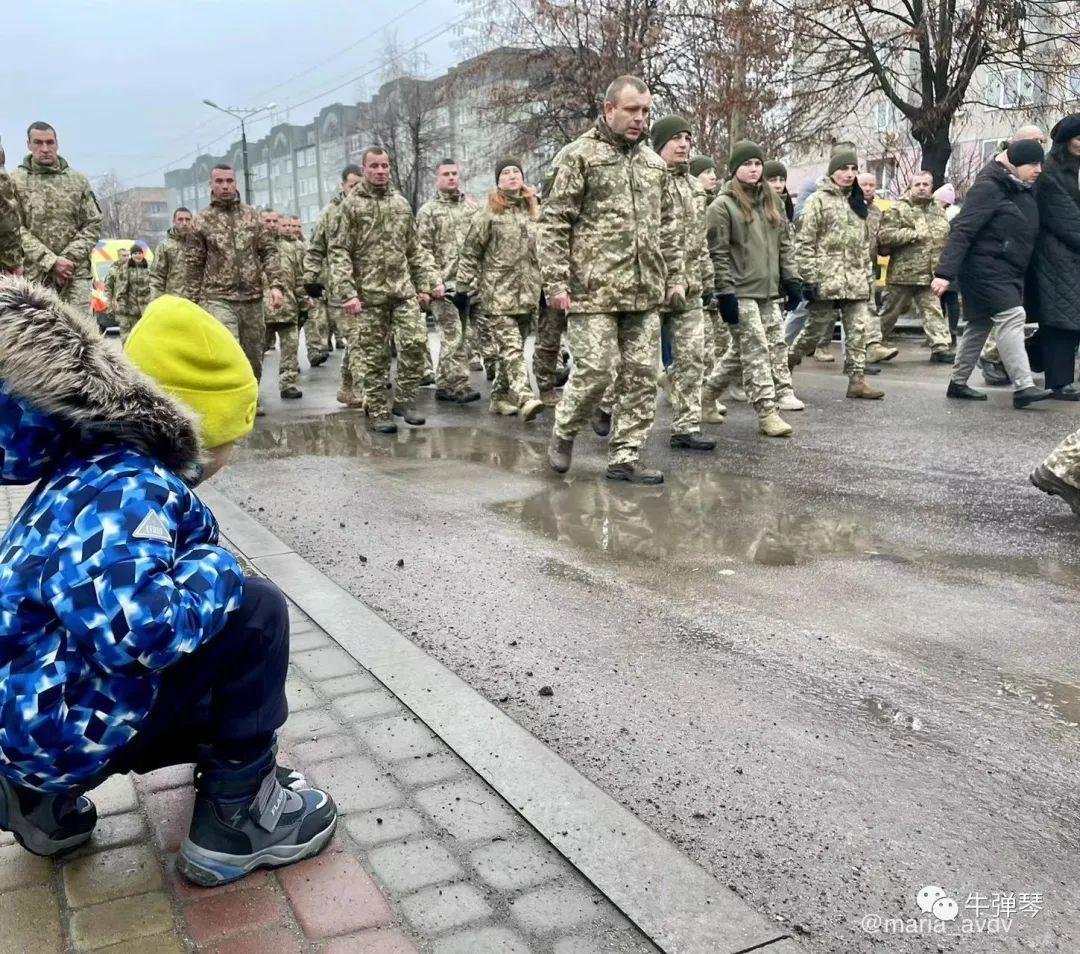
[[216, 337, 1080, 954]]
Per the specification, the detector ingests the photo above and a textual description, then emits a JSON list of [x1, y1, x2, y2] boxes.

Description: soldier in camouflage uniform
[[706, 141, 802, 438], [266, 217, 307, 399], [328, 147, 443, 434], [456, 159, 546, 422], [260, 209, 283, 354], [789, 148, 885, 400], [149, 207, 193, 299], [689, 155, 727, 421], [651, 117, 715, 451], [304, 166, 362, 403], [110, 245, 152, 340], [1032, 426, 1080, 516], [104, 247, 131, 315], [183, 164, 284, 403], [868, 171, 955, 363], [0, 141, 23, 275], [416, 160, 481, 404], [11, 122, 101, 313], [543, 76, 685, 485]]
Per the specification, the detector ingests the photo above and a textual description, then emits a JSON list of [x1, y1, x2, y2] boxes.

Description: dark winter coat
[[0, 278, 245, 793], [1027, 154, 1080, 332], [935, 159, 1040, 321]]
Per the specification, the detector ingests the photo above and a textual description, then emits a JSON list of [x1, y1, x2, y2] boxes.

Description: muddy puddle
[[998, 675, 1080, 728]]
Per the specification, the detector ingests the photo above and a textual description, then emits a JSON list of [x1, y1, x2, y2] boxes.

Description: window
[[981, 139, 1002, 163], [298, 176, 319, 197], [985, 68, 1037, 109], [252, 162, 268, 180], [875, 100, 899, 133], [296, 146, 317, 169]]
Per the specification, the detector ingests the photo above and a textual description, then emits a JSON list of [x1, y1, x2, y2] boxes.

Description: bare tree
[[94, 173, 146, 238], [782, 0, 1080, 184]]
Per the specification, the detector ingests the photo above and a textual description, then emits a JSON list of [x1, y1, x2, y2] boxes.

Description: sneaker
[[605, 462, 664, 485], [1013, 386, 1052, 409], [670, 431, 716, 451], [946, 381, 987, 401], [758, 411, 793, 437], [777, 392, 805, 411], [548, 434, 573, 474], [930, 350, 955, 364], [866, 343, 899, 363], [0, 776, 97, 857], [391, 404, 426, 425], [178, 759, 337, 887], [812, 346, 835, 363], [367, 416, 398, 434], [591, 408, 612, 437], [728, 385, 748, 403], [520, 398, 546, 422], [846, 376, 885, 400], [1030, 464, 1080, 516], [280, 386, 303, 400], [490, 399, 519, 416]]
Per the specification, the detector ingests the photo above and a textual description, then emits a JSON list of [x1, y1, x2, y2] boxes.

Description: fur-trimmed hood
[[0, 276, 203, 483]]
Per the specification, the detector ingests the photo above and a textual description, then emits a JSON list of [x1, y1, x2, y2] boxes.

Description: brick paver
[[0, 484, 659, 954]]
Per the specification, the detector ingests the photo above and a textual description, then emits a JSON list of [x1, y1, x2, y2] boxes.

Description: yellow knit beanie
[[123, 295, 258, 449]]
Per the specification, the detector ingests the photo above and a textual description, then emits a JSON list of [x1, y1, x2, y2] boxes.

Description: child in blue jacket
[[0, 281, 336, 885]]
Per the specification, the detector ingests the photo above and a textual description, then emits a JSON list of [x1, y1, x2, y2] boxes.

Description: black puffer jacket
[[936, 159, 1039, 321], [1027, 154, 1080, 331]]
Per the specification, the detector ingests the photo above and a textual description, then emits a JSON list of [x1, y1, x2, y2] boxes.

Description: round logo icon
[[917, 885, 947, 914], [932, 897, 959, 921]]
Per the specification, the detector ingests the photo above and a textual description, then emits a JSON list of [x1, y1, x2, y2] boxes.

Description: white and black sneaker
[[0, 776, 97, 857]]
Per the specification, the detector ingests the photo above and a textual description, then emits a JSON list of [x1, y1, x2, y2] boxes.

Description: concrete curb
[[203, 487, 800, 954]]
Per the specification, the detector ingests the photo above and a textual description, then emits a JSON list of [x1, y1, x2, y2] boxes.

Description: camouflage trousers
[[1044, 427, 1080, 490], [267, 321, 300, 390], [336, 306, 365, 394], [554, 311, 660, 466], [791, 299, 869, 377], [431, 298, 470, 395], [869, 284, 951, 353], [708, 299, 789, 415], [981, 326, 1001, 363], [487, 313, 536, 407], [665, 306, 706, 434], [115, 312, 140, 343], [305, 300, 330, 362], [358, 298, 427, 418], [534, 304, 568, 394], [702, 306, 731, 381], [205, 298, 266, 383], [45, 276, 93, 316]]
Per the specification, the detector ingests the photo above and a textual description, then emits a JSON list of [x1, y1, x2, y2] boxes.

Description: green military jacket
[[456, 192, 542, 316], [416, 190, 477, 288], [708, 180, 797, 300], [265, 234, 307, 324], [149, 227, 188, 298], [795, 178, 872, 301], [327, 179, 437, 305], [111, 259, 151, 317], [877, 195, 950, 286], [11, 156, 101, 284], [539, 119, 684, 314], [183, 194, 282, 303], [661, 165, 712, 312], [302, 193, 344, 298], [0, 169, 22, 273]]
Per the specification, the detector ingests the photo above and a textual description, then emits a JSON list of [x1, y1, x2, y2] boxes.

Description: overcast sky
[[1, 0, 466, 187]]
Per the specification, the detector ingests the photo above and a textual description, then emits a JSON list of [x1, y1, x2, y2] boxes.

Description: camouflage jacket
[[416, 190, 476, 288], [456, 191, 542, 315], [301, 193, 344, 293], [539, 119, 685, 314], [866, 202, 884, 264], [11, 156, 101, 284], [877, 195, 950, 286], [327, 179, 437, 304], [149, 227, 188, 298], [662, 165, 712, 311], [0, 169, 22, 273], [110, 259, 152, 316], [265, 235, 307, 324], [708, 180, 797, 300], [183, 194, 283, 303], [795, 178, 872, 301]]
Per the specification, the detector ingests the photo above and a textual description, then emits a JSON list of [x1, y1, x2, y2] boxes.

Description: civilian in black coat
[[1029, 114, 1080, 398], [933, 141, 1052, 407]]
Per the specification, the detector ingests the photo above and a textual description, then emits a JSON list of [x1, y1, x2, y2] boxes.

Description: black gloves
[[718, 293, 740, 325], [802, 282, 820, 303], [451, 290, 470, 312], [783, 279, 803, 312], [702, 290, 717, 310], [304, 282, 323, 299]]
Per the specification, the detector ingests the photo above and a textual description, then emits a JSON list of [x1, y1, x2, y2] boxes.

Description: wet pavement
[[218, 338, 1080, 953]]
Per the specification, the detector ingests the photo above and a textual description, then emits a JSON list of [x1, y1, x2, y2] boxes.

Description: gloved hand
[[718, 293, 740, 325], [702, 290, 717, 310], [783, 279, 803, 312], [802, 282, 820, 303], [452, 290, 470, 312], [304, 282, 323, 299]]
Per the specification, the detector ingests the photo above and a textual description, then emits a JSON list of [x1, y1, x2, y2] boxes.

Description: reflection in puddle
[[999, 676, 1080, 728], [861, 695, 925, 732]]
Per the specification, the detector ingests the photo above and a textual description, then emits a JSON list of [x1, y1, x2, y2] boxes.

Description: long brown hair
[[488, 185, 539, 220], [732, 178, 782, 227]]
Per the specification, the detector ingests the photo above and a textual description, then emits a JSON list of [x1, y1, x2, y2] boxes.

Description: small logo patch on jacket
[[132, 511, 172, 544]]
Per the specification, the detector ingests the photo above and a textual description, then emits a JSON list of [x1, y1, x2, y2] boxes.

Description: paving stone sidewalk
[[0, 485, 659, 954]]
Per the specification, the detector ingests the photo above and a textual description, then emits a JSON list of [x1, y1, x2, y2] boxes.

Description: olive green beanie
[[728, 140, 765, 175], [689, 155, 716, 177], [650, 115, 692, 154], [827, 146, 859, 176], [763, 160, 787, 180]]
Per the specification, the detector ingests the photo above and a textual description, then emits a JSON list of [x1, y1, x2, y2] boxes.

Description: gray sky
[[1, 0, 465, 187]]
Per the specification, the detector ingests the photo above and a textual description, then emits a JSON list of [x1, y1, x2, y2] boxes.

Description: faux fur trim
[[0, 276, 204, 480]]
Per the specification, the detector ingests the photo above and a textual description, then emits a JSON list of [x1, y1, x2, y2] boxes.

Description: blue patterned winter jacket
[[0, 279, 245, 792]]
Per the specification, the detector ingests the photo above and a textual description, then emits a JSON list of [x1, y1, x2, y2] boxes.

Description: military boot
[[469, 355, 483, 372], [548, 434, 573, 474], [605, 462, 664, 485], [367, 416, 398, 434], [539, 389, 560, 407], [777, 391, 805, 411], [454, 389, 482, 404], [758, 411, 793, 437], [336, 386, 356, 407], [591, 407, 612, 437], [930, 350, 955, 364], [866, 343, 899, 363], [554, 363, 571, 388], [280, 385, 303, 400], [490, 399, 519, 416], [812, 345, 835, 363], [670, 432, 716, 451], [1030, 464, 1080, 516], [787, 351, 803, 371], [847, 376, 885, 400], [519, 398, 546, 422], [701, 392, 727, 424], [729, 384, 748, 403], [309, 352, 329, 368], [392, 404, 426, 426]]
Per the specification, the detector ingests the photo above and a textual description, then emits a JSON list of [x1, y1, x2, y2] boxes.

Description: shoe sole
[[1030, 469, 1080, 516], [177, 815, 337, 887], [1014, 395, 1052, 408], [0, 778, 95, 858], [521, 403, 545, 423]]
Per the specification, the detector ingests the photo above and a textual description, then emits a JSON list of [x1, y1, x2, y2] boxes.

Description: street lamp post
[[202, 100, 276, 205]]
